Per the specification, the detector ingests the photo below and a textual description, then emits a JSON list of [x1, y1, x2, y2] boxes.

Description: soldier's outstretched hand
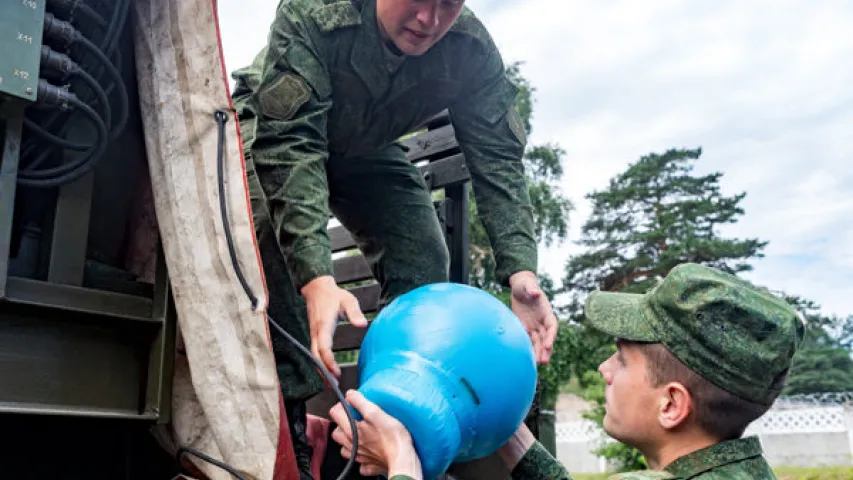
[[509, 271, 558, 364], [301, 275, 368, 378]]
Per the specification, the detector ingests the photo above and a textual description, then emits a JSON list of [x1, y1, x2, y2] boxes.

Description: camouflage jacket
[[231, 0, 536, 290], [505, 436, 776, 480]]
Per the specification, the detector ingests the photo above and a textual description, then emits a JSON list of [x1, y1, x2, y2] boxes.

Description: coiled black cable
[[19, 10, 130, 188], [41, 12, 129, 141], [176, 447, 250, 480], [20, 0, 129, 183], [23, 46, 111, 152], [176, 110, 360, 480], [16, 81, 108, 188], [48, 0, 107, 29]]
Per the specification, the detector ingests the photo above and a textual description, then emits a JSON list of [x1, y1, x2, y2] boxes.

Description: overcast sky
[[217, 0, 852, 317]]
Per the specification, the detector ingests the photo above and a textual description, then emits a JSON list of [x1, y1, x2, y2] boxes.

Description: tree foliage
[[565, 147, 767, 297], [560, 147, 768, 471], [781, 295, 853, 395]]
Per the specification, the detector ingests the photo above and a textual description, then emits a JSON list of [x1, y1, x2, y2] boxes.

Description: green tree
[[781, 295, 853, 395], [561, 147, 767, 471]]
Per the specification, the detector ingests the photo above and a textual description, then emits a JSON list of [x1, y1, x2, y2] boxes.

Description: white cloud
[[216, 0, 853, 318], [469, 0, 853, 317], [218, 0, 278, 80]]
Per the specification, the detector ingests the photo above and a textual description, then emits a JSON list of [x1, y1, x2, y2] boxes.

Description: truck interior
[[0, 1, 541, 478]]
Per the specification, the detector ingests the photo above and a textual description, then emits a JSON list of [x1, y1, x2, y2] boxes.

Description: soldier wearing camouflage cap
[[230, 0, 558, 477], [328, 263, 805, 479]]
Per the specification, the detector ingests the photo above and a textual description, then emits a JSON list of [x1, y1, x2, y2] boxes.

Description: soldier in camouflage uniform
[[230, 0, 558, 476], [329, 263, 806, 479]]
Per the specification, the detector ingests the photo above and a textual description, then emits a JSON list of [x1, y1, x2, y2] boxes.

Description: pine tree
[[782, 296, 853, 395]]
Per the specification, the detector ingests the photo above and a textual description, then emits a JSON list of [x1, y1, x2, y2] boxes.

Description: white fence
[[555, 392, 853, 473]]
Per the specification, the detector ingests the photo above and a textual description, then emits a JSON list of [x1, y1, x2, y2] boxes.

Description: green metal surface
[[0, 115, 22, 298], [0, 0, 45, 105], [0, 4, 177, 423], [0, 302, 160, 417]]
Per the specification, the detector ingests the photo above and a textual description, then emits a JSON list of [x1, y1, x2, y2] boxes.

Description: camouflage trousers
[[243, 139, 451, 401]]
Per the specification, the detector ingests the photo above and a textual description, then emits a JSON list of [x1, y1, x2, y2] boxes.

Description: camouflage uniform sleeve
[[510, 441, 573, 480], [448, 44, 537, 286], [248, 3, 334, 291]]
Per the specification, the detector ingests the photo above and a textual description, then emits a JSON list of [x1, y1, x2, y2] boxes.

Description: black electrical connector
[[18, 10, 130, 189], [20, 0, 131, 188], [42, 11, 79, 47], [27, 0, 127, 150], [33, 78, 68, 109], [19, 43, 112, 181], [16, 79, 108, 188], [29, 45, 112, 150], [47, 0, 107, 28], [39, 45, 75, 78], [41, 11, 127, 139]]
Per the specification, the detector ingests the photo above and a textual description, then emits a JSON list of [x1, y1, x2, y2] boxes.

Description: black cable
[[23, 1, 128, 160], [47, 0, 108, 29], [69, 55, 112, 130], [77, 0, 130, 103], [176, 447, 250, 480], [23, 117, 94, 151], [19, 90, 108, 180], [215, 112, 258, 309], [17, 80, 108, 188], [62, 23, 128, 140], [21, 51, 122, 163], [23, 46, 111, 152], [19, 12, 130, 188], [76, 2, 108, 29], [209, 109, 360, 480], [98, 0, 130, 56]]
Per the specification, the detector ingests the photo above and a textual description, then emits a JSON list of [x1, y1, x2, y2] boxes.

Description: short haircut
[[633, 341, 773, 441]]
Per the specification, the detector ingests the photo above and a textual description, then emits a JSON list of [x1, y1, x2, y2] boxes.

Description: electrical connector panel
[[0, 0, 47, 105]]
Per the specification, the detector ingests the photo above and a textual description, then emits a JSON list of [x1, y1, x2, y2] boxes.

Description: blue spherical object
[[356, 283, 537, 480]]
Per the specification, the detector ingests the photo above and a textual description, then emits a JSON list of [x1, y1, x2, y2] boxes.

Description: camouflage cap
[[583, 263, 806, 405]]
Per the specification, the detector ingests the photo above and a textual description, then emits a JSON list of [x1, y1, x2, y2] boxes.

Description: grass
[[775, 466, 853, 479], [571, 466, 853, 480]]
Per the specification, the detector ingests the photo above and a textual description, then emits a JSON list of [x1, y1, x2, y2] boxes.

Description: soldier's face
[[376, 0, 466, 56], [598, 341, 663, 451]]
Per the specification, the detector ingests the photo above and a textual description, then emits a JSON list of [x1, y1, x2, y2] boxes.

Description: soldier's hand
[[329, 390, 422, 479], [509, 271, 558, 364], [301, 276, 368, 378]]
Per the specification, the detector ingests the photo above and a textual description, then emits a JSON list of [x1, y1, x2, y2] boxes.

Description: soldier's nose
[[416, 5, 439, 29], [599, 356, 616, 384]]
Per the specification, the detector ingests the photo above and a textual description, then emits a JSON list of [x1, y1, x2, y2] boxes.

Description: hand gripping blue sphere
[[356, 283, 538, 480]]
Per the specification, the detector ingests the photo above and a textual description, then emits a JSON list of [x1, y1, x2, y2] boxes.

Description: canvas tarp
[[131, 1, 300, 478]]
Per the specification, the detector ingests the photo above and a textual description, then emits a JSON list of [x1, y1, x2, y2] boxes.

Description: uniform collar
[[663, 436, 763, 478]]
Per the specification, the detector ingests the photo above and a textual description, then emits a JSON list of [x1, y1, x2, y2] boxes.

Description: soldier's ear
[[657, 382, 692, 430]]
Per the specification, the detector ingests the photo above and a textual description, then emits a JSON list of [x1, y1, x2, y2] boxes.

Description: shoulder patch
[[448, 7, 495, 48], [257, 72, 311, 121], [310, 1, 362, 33], [606, 470, 676, 480]]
